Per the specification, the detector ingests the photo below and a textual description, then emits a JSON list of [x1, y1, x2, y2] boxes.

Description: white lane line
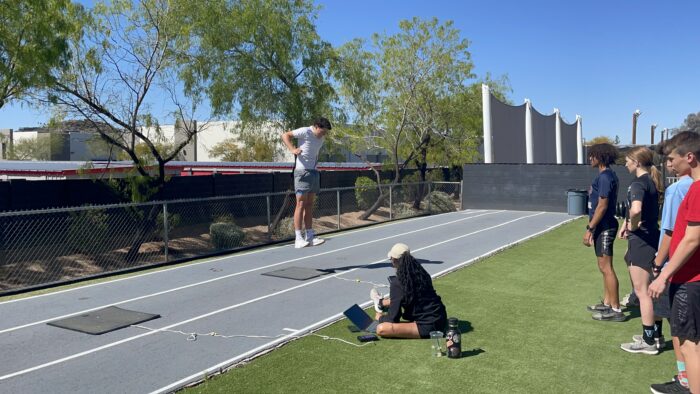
[[150, 211, 556, 394], [0, 210, 460, 305], [0, 210, 502, 335], [0, 211, 541, 382]]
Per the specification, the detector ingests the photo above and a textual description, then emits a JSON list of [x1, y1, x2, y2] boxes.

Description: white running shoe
[[294, 239, 310, 249], [620, 339, 659, 355], [632, 335, 665, 350], [310, 237, 325, 246], [370, 288, 384, 312]]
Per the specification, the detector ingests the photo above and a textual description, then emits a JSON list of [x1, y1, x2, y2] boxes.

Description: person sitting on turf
[[370, 243, 447, 339]]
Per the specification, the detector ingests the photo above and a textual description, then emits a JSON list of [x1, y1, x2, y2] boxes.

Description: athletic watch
[[586, 224, 595, 232]]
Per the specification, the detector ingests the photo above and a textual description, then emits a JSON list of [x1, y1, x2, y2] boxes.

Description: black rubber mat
[[47, 306, 160, 335], [261, 266, 332, 280]]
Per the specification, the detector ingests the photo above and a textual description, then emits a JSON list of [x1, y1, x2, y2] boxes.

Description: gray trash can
[[567, 189, 588, 216]]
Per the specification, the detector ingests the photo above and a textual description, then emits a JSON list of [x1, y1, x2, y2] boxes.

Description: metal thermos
[[445, 317, 461, 359]]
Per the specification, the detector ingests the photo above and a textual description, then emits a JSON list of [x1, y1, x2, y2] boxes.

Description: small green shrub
[[272, 217, 296, 240], [355, 176, 379, 210], [155, 211, 181, 240], [67, 209, 110, 254], [399, 171, 444, 203], [209, 221, 246, 250], [422, 191, 457, 214], [393, 202, 418, 219]]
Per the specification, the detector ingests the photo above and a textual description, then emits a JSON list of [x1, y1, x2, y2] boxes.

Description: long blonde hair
[[627, 147, 664, 193]]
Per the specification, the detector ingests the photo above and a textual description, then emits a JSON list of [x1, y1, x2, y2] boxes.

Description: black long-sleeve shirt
[[378, 273, 446, 325]]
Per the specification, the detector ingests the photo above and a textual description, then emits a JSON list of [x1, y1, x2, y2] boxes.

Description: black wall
[[0, 169, 446, 211], [461, 164, 635, 213]]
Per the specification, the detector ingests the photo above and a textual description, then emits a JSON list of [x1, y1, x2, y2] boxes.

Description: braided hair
[[395, 252, 433, 304]]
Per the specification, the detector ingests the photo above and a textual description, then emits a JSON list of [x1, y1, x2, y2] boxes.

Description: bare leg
[[294, 193, 307, 231], [376, 321, 421, 339], [680, 339, 700, 393], [598, 255, 620, 308], [629, 265, 654, 326], [303, 193, 315, 231], [673, 336, 686, 370]]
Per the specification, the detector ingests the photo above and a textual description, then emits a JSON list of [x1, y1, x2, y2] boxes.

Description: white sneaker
[[370, 288, 383, 312], [294, 239, 309, 249], [632, 335, 665, 350], [309, 237, 325, 246], [620, 339, 659, 355]]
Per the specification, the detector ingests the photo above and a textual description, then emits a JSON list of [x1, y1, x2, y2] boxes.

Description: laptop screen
[[343, 304, 374, 331]]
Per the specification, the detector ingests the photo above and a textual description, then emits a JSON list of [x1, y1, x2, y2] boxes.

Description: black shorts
[[653, 277, 671, 319], [593, 227, 617, 257], [417, 317, 447, 339], [624, 234, 657, 269], [670, 282, 700, 341]]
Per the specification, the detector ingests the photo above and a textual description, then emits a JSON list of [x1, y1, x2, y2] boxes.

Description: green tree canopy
[[182, 0, 337, 132], [0, 0, 82, 109], [49, 0, 204, 186], [680, 112, 700, 134], [586, 135, 616, 146], [333, 17, 510, 181]]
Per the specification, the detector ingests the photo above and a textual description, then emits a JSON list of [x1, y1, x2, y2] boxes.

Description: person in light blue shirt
[[648, 133, 698, 393]]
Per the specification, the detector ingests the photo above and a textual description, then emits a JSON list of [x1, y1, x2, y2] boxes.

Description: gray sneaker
[[587, 302, 611, 312], [621, 339, 659, 355], [632, 334, 665, 350], [591, 310, 625, 322]]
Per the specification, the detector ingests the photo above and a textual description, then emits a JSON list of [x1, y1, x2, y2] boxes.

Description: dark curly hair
[[395, 252, 433, 304], [587, 143, 618, 166]]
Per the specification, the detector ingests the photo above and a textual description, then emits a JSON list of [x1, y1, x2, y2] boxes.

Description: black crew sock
[[642, 324, 655, 345], [654, 320, 663, 339]]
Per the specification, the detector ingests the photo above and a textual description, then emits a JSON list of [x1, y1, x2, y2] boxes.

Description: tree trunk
[[270, 191, 294, 238], [412, 148, 429, 209], [124, 204, 159, 264], [359, 191, 390, 221]]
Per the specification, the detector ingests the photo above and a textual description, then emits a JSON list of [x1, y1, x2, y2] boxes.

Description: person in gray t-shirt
[[281, 117, 332, 248]]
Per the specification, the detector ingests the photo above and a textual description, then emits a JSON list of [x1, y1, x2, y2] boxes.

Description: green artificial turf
[[187, 218, 678, 393]]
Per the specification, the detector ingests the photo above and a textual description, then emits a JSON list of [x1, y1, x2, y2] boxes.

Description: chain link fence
[[0, 181, 461, 294]]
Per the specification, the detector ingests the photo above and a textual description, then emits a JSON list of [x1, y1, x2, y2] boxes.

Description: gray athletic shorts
[[294, 169, 320, 195]]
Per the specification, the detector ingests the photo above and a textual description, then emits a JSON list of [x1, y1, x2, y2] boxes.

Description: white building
[[151, 120, 295, 163]]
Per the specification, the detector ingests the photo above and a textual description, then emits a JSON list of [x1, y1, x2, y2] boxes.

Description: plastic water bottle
[[445, 317, 461, 359]]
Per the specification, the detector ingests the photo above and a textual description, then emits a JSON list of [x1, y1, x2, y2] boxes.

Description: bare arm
[[583, 197, 608, 247], [649, 223, 700, 298], [588, 197, 608, 229], [654, 230, 673, 267], [628, 200, 642, 231], [281, 130, 301, 155]]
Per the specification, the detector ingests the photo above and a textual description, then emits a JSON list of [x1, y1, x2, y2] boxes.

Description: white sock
[[295, 230, 303, 240], [612, 307, 621, 313], [306, 229, 315, 240]]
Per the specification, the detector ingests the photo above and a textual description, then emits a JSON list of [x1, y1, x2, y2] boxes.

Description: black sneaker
[[650, 378, 690, 393], [591, 310, 625, 322], [587, 302, 611, 312], [621, 293, 640, 308]]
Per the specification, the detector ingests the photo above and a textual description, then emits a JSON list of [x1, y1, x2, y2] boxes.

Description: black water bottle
[[445, 317, 461, 359]]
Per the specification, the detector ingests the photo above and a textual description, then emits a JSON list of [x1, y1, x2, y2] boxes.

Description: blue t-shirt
[[659, 175, 693, 246], [589, 167, 619, 230]]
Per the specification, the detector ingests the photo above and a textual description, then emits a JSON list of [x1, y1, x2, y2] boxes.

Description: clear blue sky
[[2, 0, 699, 145]]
